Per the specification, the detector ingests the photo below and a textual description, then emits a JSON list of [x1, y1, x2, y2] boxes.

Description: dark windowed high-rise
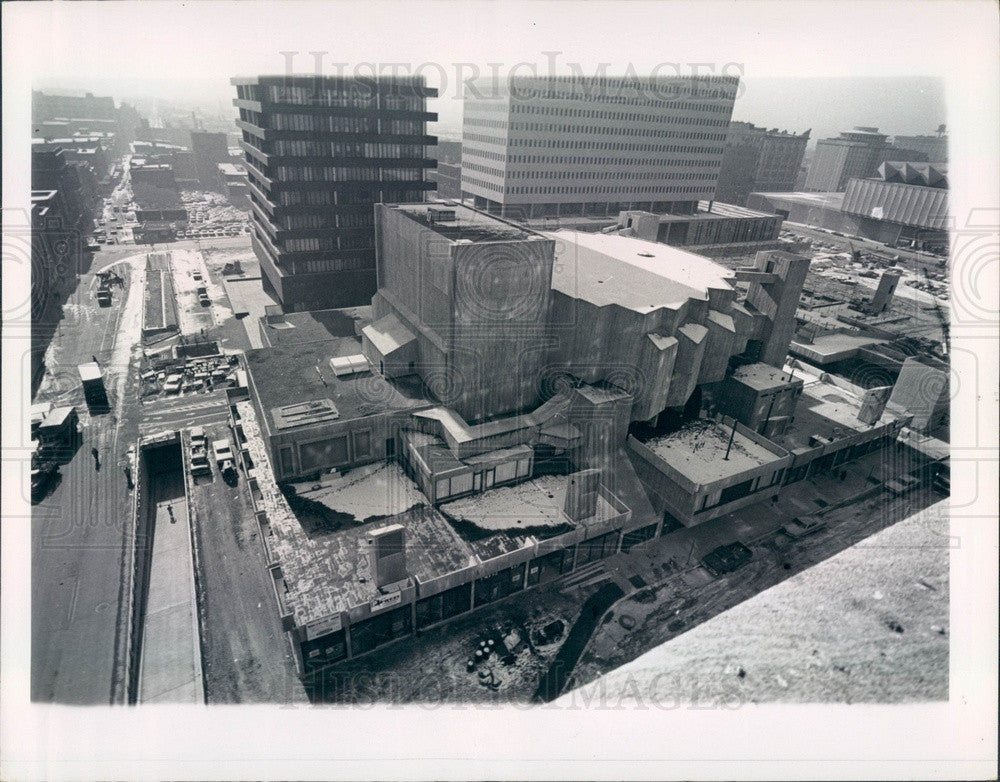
[[232, 76, 437, 311]]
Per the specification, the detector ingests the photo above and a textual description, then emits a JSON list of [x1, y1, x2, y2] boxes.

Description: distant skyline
[[34, 73, 945, 147]]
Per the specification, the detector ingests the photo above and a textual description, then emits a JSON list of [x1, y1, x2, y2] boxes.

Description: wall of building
[[887, 357, 950, 433], [461, 75, 737, 214], [626, 422, 791, 524], [841, 178, 948, 231]]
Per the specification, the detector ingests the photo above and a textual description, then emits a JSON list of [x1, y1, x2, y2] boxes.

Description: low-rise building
[[612, 201, 783, 253], [216, 162, 250, 209]]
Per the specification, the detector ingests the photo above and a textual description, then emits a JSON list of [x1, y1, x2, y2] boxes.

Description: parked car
[[163, 373, 183, 394], [31, 461, 60, 501], [212, 438, 234, 466], [701, 542, 753, 576], [782, 516, 826, 539]]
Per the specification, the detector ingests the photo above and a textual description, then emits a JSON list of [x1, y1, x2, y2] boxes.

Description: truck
[[212, 438, 237, 484], [36, 406, 81, 453], [78, 362, 109, 410], [212, 438, 234, 466]]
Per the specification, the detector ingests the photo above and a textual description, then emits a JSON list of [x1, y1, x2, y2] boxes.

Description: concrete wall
[[888, 357, 950, 433], [744, 250, 811, 367], [449, 237, 555, 421]]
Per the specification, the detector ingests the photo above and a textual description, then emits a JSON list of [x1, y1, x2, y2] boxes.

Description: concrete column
[[344, 622, 353, 660]]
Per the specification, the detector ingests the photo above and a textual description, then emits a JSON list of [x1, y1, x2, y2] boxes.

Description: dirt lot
[[566, 497, 949, 705], [308, 583, 603, 705], [187, 421, 308, 704]]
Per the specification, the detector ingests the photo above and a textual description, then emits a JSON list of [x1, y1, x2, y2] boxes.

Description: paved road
[[30, 259, 140, 704], [139, 391, 230, 437], [31, 414, 131, 704], [137, 468, 203, 703]]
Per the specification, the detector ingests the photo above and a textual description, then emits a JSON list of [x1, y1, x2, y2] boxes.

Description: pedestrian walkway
[[137, 468, 203, 703]]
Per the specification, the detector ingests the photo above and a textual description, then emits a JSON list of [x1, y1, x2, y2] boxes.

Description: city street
[[30, 251, 143, 703]]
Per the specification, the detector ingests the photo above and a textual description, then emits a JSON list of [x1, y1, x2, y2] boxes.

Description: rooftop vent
[[427, 207, 456, 224], [329, 354, 369, 377]]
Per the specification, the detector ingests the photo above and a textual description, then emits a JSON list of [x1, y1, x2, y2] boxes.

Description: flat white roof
[[545, 230, 735, 313]]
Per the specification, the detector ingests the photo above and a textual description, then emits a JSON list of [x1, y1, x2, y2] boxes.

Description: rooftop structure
[[611, 200, 783, 250], [547, 229, 736, 312], [841, 165, 949, 234], [891, 132, 948, 163], [642, 419, 784, 483], [770, 376, 903, 452], [789, 330, 888, 365], [257, 306, 370, 348], [260, 459, 473, 624], [245, 337, 428, 431]]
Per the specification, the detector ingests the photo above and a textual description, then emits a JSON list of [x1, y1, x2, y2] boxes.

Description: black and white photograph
[[1, 1, 997, 780]]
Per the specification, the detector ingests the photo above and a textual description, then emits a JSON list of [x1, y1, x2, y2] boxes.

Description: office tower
[[715, 121, 810, 205], [190, 131, 229, 191], [232, 75, 437, 311], [460, 74, 738, 219], [892, 129, 948, 163], [803, 126, 926, 192]]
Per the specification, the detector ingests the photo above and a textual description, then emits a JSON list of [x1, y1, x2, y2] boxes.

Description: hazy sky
[[14, 1, 959, 144], [32, 72, 946, 145]]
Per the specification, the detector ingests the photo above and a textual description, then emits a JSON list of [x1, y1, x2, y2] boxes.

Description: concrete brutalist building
[[239, 203, 914, 673]]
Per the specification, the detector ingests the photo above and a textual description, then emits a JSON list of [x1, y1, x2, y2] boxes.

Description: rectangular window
[[349, 605, 412, 657], [352, 430, 372, 460], [415, 583, 472, 629], [299, 435, 349, 472], [621, 524, 658, 553], [450, 472, 473, 496]]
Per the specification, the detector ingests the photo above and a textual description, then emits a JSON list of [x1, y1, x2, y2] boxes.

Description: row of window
[[274, 165, 425, 182], [504, 184, 713, 196], [283, 234, 372, 252], [432, 458, 532, 501], [511, 110, 729, 130], [271, 140, 425, 158], [270, 187, 425, 206], [287, 253, 373, 274], [468, 83, 736, 105], [508, 101, 731, 118], [464, 117, 728, 139], [264, 85, 425, 111], [282, 211, 373, 229], [511, 138, 726, 154], [269, 114, 425, 135], [463, 133, 724, 157], [508, 170, 718, 182], [506, 154, 721, 167]]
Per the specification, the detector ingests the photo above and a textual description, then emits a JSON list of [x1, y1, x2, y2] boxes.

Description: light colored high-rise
[[460, 74, 738, 219]]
